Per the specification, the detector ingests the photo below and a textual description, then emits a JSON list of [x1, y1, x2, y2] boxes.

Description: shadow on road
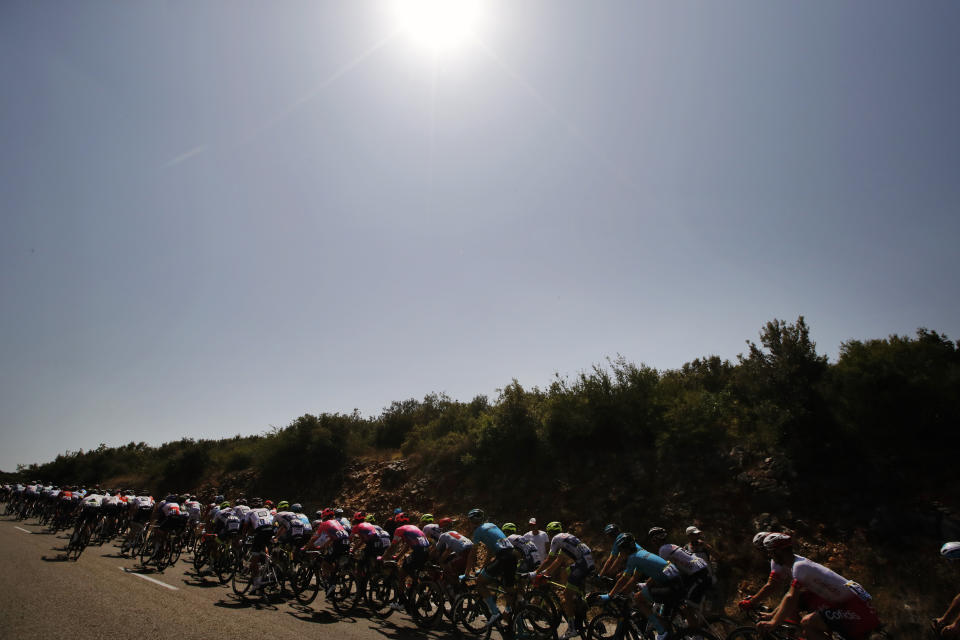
[[182, 574, 224, 588], [285, 607, 340, 625], [41, 554, 71, 562], [370, 618, 455, 640]]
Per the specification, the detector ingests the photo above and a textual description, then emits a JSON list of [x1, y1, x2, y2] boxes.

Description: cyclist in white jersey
[[740, 531, 801, 613], [538, 522, 596, 639], [933, 542, 960, 637]]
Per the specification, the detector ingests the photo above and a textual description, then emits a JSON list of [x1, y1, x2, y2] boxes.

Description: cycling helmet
[[467, 508, 485, 522], [251, 497, 263, 508], [502, 522, 517, 535], [215, 495, 224, 503], [437, 517, 452, 529], [763, 533, 793, 551], [335, 508, 344, 517], [752, 531, 771, 550], [395, 512, 410, 524], [220, 501, 231, 509], [365, 514, 376, 523], [545, 521, 562, 535], [315, 510, 324, 520], [277, 501, 290, 511], [321, 508, 335, 520], [353, 511, 367, 523], [420, 513, 435, 524], [290, 503, 302, 513], [265, 500, 274, 508], [617, 532, 636, 550], [165, 494, 178, 502], [604, 523, 620, 537], [647, 527, 667, 541], [941, 541, 960, 560]]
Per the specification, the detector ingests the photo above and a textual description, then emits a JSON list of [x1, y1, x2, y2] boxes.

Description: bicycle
[[65, 524, 92, 561], [232, 544, 282, 602], [295, 548, 358, 613]]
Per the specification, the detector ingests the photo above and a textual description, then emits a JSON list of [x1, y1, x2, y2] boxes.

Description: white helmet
[[752, 531, 770, 550]]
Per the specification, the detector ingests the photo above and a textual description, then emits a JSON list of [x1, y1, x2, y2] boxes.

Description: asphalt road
[[0, 516, 444, 640]]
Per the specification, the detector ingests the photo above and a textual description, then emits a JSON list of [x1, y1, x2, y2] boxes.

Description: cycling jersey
[[523, 530, 549, 562], [183, 500, 202, 521], [770, 554, 805, 582], [507, 533, 540, 570], [337, 517, 352, 533], [436, 530, 473, 555], [159, 501, 181, 519], [422, 523, 441, 540], [244, 508, 274, 531], [133, 496, 154, 510], [657, 544, 708, 575], [471, 523, 513, 553], [310, 519, 349, 548], [624, 547, 679, 585], [548, 532, 594, 567], [790, 559, 879, 640], [393, 524, 430, 548], [232, 505, 252, 520], [791, 559, 871, 606]]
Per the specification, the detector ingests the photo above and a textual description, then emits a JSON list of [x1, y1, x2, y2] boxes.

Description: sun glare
[[392, 0, 484, 52]]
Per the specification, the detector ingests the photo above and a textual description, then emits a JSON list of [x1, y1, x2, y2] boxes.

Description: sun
[[391, 0, 484, 52]]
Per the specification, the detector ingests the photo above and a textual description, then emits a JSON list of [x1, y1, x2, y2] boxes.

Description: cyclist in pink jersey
[[384, 521, 431, 589], [303, 508, 351, 593]]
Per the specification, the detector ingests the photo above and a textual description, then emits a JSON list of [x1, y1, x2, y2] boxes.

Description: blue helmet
[[942, 541, 960, 560]]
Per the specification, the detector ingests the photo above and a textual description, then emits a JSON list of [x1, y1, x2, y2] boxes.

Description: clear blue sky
[[2, 1, 958, 472]]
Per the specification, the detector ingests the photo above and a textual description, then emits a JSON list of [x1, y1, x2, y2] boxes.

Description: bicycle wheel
[[528, 589, 563, 630], [193, 542, 209, 574], [216, 547, 237, 584], [366, 572, 398, 616], [514, 605, 558, 640], [295, 567, 321, 605], [409, 580, 445, 628], [232, 556, 253, 597], [453, 591, 491, 636], [703, 615, 737, 640], [329, 570, 359, 614]]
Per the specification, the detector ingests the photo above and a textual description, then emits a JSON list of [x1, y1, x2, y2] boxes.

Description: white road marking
[[14, 526, 32, 534], [119, 567, 179, 591]]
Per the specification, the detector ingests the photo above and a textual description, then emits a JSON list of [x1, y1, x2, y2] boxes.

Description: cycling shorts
[[566, 561, 596, 593], [481, 547, 518, 587], [101, 504, 119, 516], [814, 596, 880, 640], [79, 507, 100, 524], [402, 546, 429, 573], [159, 515, 187, 532], [251, 527, 274, 553]]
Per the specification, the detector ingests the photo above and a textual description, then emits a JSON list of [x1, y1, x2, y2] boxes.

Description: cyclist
[[602, 531, 679, 640], [431, 521, 474, 587], [303, 508, 351, 596], [351, 517, 392, 573], [420, 513, 440, 541], [501, 522, 540, 573], [382, 514, 431, 608], [242, 498, 275, 591], [537, 521, 595, 639], [739, 530, 797, 612], [74, 490, 104, 544], [183, 495, 202, 538], [933, 541, 960, 637], [463, 508, 517, 629], [600, 525, 639, 578], [757, 533, 880, 640], [649, 527, 712, 607], [151, 494, 186, 555], [122, 492, 154, 551]]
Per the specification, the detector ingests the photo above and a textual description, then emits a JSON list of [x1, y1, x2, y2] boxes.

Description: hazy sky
[[2, 1, 958, 472]]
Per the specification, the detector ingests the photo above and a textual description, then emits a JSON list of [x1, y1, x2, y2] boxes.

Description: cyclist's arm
[[758, 582, 800, 630], [745, 573, 784, 607], [608, 571, 636, 596], [937, 592, 960, 628]]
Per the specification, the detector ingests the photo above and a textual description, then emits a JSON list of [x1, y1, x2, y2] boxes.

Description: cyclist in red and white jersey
[[757, 533, 880, 640], [740, 531, 802, 612]]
